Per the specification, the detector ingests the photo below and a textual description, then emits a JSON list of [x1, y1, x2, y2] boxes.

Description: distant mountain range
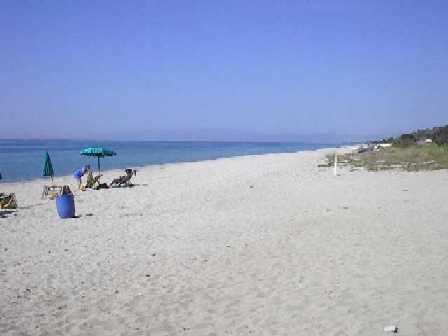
[[3, 127, 446, 145], [91, 129, 391, 144]]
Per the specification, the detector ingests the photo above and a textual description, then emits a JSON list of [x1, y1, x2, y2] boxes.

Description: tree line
[[377, 125, 448, 146]]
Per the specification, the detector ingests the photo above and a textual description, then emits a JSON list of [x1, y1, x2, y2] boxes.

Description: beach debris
[[249, 185, 254, 189], [0, 210, 18, 218], [151, 253, 156, 257], [384, 325, 398, 333], [145, 274, 151, 278], [121, 212, 143, 217]]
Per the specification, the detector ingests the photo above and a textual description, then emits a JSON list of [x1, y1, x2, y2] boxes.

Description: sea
[[0, 140, 337, 182]]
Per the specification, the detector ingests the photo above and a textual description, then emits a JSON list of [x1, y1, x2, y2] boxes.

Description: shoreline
[[0, 141, 342, 184], [0, 145, 348, 187]]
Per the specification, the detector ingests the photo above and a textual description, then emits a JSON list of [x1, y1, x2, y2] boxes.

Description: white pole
[[334, 153, 338, 176]]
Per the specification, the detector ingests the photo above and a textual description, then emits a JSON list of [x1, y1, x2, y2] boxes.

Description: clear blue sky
[[1, 0, 447, 141]]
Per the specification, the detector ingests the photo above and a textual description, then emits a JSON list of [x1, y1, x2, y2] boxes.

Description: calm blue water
[[0, 140, 335, 182]]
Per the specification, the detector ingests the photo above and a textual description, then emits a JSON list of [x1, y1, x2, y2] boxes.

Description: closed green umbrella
[[42, 151, 54, 181], [80, 147, 117, 174]]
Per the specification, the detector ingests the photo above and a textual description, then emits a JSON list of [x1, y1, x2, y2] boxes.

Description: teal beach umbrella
[[42, 151, 54, 181], [80, 147, 117, 174]]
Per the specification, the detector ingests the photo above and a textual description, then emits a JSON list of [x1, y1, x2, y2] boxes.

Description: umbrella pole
[[98, 156, 101, 174]]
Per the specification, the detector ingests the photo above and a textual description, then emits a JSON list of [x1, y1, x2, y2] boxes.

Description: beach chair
[[109, 169, 136, 188], [0, 193, 17, 209], [83, 171, 102, 190], [42, 185, 64, 199]]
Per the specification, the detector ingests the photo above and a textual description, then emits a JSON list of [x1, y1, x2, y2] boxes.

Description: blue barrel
[[56, 194, 75, 219]]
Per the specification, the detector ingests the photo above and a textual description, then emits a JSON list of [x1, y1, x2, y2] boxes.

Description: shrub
[[393, 133, 417, 147], [433, 125, 448, 145]]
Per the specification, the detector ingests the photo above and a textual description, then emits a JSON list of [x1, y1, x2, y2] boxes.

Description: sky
[[1, 0, 447, 142]]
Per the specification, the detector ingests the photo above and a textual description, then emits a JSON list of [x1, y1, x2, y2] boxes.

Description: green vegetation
[[320, 124, 448, 172], [325, 144, 448, 172], [375, 124, 448, 147], [433, 125, 448, 145]]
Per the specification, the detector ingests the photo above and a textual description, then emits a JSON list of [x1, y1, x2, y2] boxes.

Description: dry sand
[[1, 148, 448, 335]]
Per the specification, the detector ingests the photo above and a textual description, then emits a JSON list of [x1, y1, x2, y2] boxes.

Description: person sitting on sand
[[83, 170, 102, 190], [73, 165, 90, 190]]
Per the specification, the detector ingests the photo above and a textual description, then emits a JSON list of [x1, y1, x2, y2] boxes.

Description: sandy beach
[[1, 147, 447, 336]]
